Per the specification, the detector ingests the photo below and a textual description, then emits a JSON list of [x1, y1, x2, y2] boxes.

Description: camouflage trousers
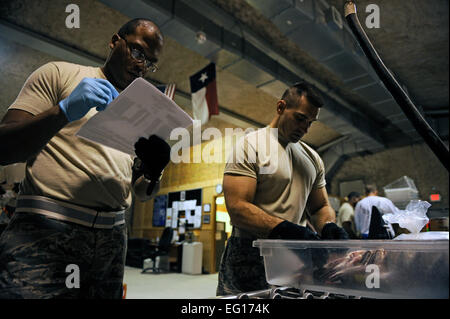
[[216, 235, 269, 296], [0, 212, 127, 299]]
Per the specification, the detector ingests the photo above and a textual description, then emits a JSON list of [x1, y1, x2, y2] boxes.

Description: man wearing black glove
[[133, 135, 171, 198], [217, 82, 348, 297]]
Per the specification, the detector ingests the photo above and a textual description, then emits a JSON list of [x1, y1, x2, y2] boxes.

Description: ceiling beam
[[424, 108, 449, 117], [316, 135, 350, 154], [0, 19, 104, 67]]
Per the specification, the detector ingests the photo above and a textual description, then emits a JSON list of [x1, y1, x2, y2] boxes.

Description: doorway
[[214, 195, 232, 272]]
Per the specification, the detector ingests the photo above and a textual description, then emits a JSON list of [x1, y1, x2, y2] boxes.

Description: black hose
[[344, 1, 449, 171]]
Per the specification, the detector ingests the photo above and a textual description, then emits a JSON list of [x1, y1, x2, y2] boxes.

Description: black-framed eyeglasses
[[119, 35, 158, 73]]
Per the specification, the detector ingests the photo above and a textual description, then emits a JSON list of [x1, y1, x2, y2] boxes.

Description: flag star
[[199, 72, 208, 83]]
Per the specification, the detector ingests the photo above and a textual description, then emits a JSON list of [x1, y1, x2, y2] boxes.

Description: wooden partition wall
[[131, 139, 228, 274]]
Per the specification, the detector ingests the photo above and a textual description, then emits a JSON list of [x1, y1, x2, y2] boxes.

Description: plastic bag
[[382, 200, 431, 234]]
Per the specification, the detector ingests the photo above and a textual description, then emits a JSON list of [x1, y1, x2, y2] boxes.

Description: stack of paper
[[77, 78, 193, 155]]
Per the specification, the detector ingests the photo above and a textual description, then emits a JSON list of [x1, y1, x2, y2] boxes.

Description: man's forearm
[[228, 201, 284, 238], [310, 205, 336, 235], [0, 106, 68, 165]]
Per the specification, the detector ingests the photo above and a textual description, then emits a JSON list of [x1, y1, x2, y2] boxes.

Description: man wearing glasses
[[0, 19, 170, 298]]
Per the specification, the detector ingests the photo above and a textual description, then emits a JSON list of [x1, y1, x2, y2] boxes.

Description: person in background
[[336, 191, 360, 239], [354, 184, 397, 239], [0, 18, 170, 299]]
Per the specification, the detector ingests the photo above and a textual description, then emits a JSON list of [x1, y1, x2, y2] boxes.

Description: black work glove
[[321, 222, 349, 240], [269, 220, 320, 240], [134, 135, 171, 181]]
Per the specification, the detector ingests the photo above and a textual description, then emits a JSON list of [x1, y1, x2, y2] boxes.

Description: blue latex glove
[[59, 78, 119, 122]]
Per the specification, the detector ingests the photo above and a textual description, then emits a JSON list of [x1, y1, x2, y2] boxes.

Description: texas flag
[[156, 83, 176, 100], [189, 63, 219, 124]]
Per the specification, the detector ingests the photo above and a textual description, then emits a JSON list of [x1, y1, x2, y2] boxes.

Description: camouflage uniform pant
[[0, 212, 127, 299], [216, 235, 269, 296]]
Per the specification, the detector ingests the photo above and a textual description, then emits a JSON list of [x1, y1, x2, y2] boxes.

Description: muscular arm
[[306, 187, 336, 236], [223, 173, 284, 238], [0, 107, 68, 165]]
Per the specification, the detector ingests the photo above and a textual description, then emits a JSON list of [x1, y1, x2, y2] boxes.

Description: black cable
[[344, 1, 449, 171]]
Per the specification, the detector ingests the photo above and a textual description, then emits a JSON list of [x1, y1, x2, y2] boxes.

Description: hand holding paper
[[60, 78, 119, 122], [76, 78, 193, 155]]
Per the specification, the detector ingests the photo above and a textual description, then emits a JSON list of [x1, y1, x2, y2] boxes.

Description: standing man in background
[[354, 184, 397, 239], [336, 191, 360, 239], [0, 18, 171, 298], [217, 82, 349, 296]]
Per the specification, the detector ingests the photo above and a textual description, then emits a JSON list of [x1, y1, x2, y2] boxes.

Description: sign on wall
[[152, 194, 168, 227], [167, 189, 203, 229]]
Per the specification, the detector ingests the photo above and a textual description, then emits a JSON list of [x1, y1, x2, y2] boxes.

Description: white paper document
[[183, 200, 197, 211], [194, 206, 202, 228], [172, 202, 179, 229], [185, 206, 202, 229], [165, 208, 172, 228], [76, 78, 193, 155], [178, 218, 186, 235]]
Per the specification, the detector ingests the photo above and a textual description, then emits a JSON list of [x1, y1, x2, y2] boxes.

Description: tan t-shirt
[[337, 202, 356, 234], [9, 61, 133, 211], [224, 126, 326, 225]]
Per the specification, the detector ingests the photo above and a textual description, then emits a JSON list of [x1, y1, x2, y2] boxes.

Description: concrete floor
[[123, 266, 219, 299]]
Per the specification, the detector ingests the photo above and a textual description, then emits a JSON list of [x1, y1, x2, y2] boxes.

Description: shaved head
[[118, 18, 163, 42]]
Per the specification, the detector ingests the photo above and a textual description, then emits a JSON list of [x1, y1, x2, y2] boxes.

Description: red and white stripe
[[164, 83, 176, 100]]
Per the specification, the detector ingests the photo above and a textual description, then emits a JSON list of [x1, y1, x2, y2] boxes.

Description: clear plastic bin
[[383, 176, 419, 207], [253, 239, 448, 299]]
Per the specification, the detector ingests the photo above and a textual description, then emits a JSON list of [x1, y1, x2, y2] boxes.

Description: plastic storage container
[[253, 239, 448, 299], [383, 176, 419, 209]]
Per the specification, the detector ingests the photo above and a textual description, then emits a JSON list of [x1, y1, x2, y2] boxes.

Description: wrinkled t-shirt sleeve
[[312, 155, 326, 189], [8, 62, 61, 115], [224, 136, 258, 179]]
